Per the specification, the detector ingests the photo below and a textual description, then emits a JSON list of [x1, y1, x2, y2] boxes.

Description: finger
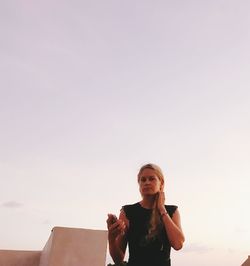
[[159, 192, 165, 199], [107, 214, 117, 226], [109, 220, 125, 232], [107, 213, 115, 220], [108, 219, 123, 231], [109, 224, 124, 238], [108, 221, 118, 230], [162, 192, 165, 201], [154, 192, 160, 204]]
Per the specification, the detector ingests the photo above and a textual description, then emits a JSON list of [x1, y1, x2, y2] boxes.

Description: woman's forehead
[[139, 168, 156, 176]]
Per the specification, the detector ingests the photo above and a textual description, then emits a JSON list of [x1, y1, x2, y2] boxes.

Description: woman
[[107, 163, 185, 266]]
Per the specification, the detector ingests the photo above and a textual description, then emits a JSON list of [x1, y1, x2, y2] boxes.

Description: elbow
[[113, 258, 123, 265], [172, 242, 183, 250], [111, 253, 124, 265], [111, 252, 125, 265], [172, 237, 185, 251]]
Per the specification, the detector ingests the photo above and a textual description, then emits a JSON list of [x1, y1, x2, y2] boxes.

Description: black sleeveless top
[[123, 202, 177, 266]]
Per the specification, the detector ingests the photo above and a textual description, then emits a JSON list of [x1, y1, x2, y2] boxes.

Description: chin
[[142, 192, 157, 197]]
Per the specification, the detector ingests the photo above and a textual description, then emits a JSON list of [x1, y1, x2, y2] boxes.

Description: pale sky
[[0, 1, 250, 266]]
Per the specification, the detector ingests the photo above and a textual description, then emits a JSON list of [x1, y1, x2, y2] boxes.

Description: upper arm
[[172, 208, 183, 232], [172, 208, 185, 244]]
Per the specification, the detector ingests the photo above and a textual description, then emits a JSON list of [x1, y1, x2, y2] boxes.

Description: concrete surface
[[0, 227, 108, 266], [40, 227, 108, 266], [0, 250, 41, 266]]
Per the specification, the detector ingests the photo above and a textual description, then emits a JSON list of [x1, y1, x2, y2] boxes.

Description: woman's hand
[[156, 191, 166, 214], [106, 213, 128, 264], [107, 214, 126, 242]]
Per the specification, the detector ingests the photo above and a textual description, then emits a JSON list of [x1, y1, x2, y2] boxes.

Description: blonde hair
[[137, 163, 165, 241]]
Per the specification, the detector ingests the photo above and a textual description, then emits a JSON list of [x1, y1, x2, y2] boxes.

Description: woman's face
[[138, 168, 162, 196]]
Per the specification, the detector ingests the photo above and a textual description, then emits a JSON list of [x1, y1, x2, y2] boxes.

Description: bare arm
[[107, 211, 128, 264], [157, 192, 185, 250], [161, 208, 185, 250]]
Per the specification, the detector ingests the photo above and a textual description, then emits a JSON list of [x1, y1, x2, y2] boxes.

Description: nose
[[144, 177, 151, 184]]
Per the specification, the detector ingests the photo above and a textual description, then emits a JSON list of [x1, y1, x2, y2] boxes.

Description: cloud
[[182, 243, 213, 254], [1, 201, 23, 208]]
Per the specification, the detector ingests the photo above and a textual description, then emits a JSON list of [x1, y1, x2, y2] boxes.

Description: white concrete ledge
[[0, 250, 41, 266], [0, 227, 108, 266], [40, 227, 108, 266]]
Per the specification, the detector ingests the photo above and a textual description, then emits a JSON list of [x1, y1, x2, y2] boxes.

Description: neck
[[140, 195, 156, 209]]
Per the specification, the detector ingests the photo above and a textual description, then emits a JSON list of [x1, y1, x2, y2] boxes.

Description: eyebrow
[[140, 175, 156, 179]]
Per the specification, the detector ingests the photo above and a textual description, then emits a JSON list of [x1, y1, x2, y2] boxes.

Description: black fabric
[[123, 202, 177, 266]]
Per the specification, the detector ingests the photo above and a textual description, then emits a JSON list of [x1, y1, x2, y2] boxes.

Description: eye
[[149, 176, 156, 181], [140, 177, 146, 182]]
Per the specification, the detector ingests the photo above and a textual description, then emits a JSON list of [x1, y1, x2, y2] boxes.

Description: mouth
[[142, 187, 152, 191]]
